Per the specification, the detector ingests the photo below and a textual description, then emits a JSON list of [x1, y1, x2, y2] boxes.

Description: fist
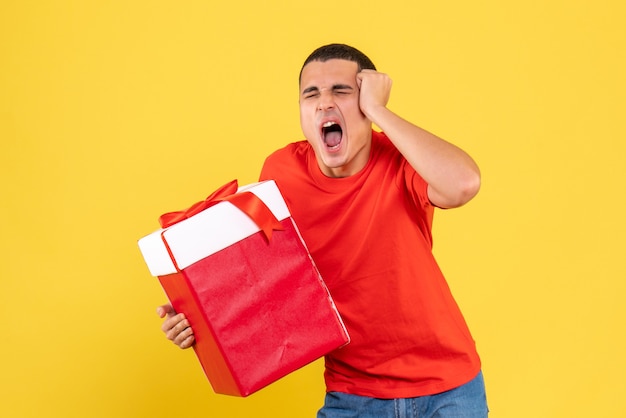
[[356, 69, 392, 117]]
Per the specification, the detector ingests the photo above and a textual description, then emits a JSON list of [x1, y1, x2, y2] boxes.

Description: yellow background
[[1, 1, 624, 417]]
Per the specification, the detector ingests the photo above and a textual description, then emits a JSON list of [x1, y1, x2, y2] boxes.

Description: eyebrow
[[301, 84, 355, 95]]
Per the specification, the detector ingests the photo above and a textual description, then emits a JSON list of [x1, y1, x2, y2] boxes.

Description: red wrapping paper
[[138, 180, 349, 396]]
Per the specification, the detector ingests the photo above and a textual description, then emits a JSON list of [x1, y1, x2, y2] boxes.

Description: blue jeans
[[317, 371, 488, 418]]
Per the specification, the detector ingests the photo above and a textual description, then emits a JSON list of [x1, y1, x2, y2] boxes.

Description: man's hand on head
[[356, 69, 392, 120]]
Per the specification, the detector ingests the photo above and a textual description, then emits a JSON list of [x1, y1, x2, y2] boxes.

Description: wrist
[[362, 104, 392, 128]]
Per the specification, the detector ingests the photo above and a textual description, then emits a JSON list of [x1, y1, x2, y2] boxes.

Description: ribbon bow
[[158, 179, 284, 242]]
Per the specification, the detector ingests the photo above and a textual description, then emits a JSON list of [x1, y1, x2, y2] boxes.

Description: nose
[[317, 90, 335, 111]]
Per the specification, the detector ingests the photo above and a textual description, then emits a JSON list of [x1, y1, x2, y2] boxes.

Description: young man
[[157, 44, 487, 417]]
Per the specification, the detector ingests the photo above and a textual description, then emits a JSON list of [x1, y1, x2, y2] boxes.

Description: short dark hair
[[299, 43, 376, 82]]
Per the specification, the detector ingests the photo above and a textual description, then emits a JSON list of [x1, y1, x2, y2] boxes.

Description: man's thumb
[[156, 304, 175, 318]]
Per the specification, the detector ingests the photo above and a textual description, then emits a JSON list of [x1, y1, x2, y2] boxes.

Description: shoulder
[[371, 131, 432, 209], [371, 131, 399, 157], [266, 140, 310, 161], [260, 140, 310, 181], [368, 130, 407, 171]]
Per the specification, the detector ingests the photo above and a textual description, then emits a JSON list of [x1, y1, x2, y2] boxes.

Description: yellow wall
[[1, 1, 625, 417]]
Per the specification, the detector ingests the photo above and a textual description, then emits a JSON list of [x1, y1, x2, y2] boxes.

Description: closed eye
[[333, 84, 354, 95], [302, 86, 320, 99]]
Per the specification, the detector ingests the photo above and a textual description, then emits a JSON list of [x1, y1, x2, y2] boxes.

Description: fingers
[[161, 311, 195, 349], [356, 69, 389, 86], [171, 317, 195, 349], [357, 70, 392, 116], [156, 304, 195, 349], [175, 327, 195, 349], [161, 312, 187, 335]]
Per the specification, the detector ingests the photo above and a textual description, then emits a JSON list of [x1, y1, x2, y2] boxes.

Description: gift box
[[138, 180, 349, 397]]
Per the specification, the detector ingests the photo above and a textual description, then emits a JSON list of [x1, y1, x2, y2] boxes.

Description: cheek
[[342, 101, 366, 123], [345, 112, 370, 135], [299, 107, 317, 137]]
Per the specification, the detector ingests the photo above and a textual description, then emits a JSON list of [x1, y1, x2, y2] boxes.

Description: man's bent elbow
[[433, 171, 481, 209], [456, 171, 481, 207]]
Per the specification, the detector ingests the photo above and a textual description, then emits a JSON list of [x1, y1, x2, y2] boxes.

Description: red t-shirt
[[259, 131, 481, 398]]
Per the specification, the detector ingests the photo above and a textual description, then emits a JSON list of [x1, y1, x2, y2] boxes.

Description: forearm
[[365, 105, 481, 208]]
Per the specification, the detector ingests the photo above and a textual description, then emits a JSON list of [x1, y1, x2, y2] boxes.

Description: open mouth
[[322, 121, 343, 150]]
